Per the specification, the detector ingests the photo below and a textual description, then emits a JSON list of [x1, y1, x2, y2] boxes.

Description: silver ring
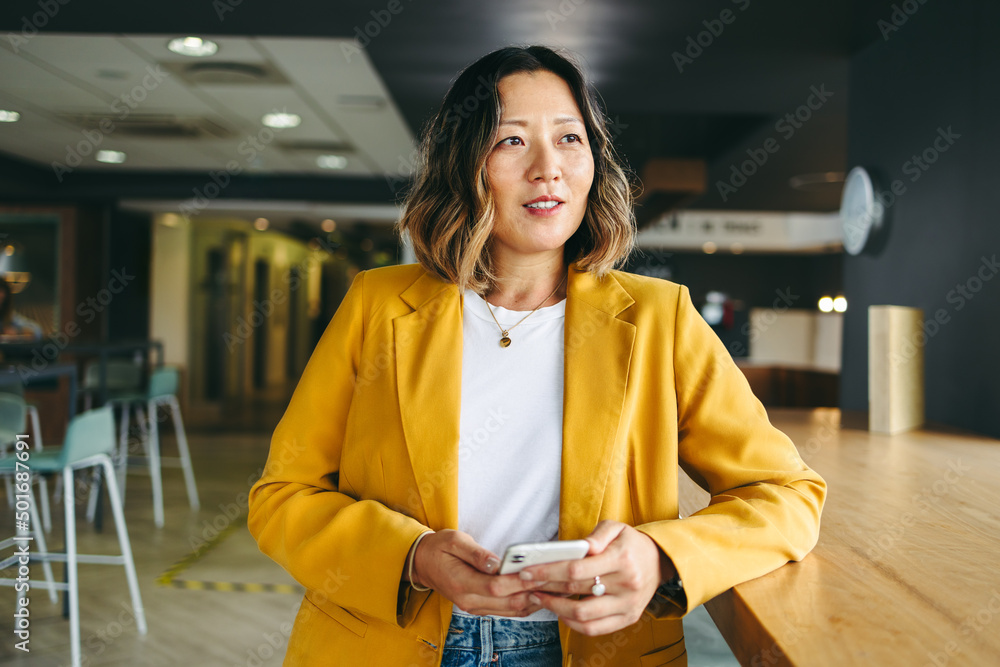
[[590, 575, 606, 597]]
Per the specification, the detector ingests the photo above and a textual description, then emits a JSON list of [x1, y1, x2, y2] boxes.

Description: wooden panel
[[737, 364, 839, 408]]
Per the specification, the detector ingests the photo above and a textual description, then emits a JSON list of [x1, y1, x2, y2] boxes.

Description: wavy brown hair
[[395, 45, 637, 294]]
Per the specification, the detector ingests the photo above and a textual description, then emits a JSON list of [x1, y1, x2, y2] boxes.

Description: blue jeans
[[442, 611, 562, 667]]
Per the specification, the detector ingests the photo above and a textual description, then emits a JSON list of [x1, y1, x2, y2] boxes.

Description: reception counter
[[679, 408, 1000, 666]]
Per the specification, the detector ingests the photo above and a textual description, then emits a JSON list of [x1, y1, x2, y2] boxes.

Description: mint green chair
[[107, 366, 199, 528], [0, 406, 147, 667], [0, 387, 51, 532], [81, 358, 143, 405]]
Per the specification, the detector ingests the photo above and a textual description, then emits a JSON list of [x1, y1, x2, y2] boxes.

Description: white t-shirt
[[454, 288, 566, 622]]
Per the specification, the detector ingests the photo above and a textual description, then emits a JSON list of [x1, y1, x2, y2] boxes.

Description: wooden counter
[[679, 408, 1000, 666]]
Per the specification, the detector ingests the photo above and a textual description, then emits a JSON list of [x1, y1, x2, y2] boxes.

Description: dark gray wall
[[841, 0, 1000, 437]]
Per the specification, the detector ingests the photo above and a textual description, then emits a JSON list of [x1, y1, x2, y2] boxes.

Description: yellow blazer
[[249, 261, 826, 666]]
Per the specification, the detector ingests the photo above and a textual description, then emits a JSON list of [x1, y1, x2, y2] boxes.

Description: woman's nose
[[528, 144, 561, 182]]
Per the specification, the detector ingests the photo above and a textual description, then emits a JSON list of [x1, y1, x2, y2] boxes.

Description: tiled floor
[[0, 423, 740, 666]]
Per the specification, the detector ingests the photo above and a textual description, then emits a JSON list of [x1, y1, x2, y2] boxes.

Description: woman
[[249, 46, 826, 666]]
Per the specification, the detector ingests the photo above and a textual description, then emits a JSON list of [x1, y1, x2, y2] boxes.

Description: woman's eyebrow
[[498, 116, 583, 127]]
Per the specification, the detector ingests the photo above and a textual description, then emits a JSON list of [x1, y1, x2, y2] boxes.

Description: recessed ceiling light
[[262, 112, 301, 129], [832, 296, 847, 313], [0, 110, 21, 123], [168, 36, 219, 57], [818, 297, 834, 312], [96, 150, 126, 164], [321, 219, 336, 232], [317, 154, 348, 170], [702, 241, 717, 254], [254, 217, 269, 231]]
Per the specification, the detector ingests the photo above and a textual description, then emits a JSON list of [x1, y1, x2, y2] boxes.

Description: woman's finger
[[528, 590, 620, 623], [443, 531, 501, 574], [528, 573, 618, 597], [530, 592, 640, 636], [584, 520, 628, 555], [518, 549, 612, 585]]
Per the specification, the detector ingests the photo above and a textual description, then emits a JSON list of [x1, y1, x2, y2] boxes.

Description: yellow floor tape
[[155, 518, 304, 595]]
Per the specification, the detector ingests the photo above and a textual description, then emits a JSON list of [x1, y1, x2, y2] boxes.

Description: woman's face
[[485, 70, 595, 266]]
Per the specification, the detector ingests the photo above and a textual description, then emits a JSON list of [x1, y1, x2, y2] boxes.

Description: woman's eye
[[498, 136, 523, 147], [561, 134, 582, 144]]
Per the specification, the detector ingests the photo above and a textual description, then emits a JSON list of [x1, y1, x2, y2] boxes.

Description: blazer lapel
[[559, 263, 636, 539], [395, 272, 464, 531]]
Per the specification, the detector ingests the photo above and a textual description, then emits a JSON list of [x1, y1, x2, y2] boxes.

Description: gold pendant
[[500, 335, 511, 348]]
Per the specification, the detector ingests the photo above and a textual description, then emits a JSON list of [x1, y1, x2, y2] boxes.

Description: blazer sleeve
[[635, 284, 827, 618], [247, 270, 431, 628]]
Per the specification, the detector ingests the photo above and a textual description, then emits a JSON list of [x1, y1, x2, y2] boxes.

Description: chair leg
[[100, 458, 148, 635], [147, 400, 164, 528], [118, 401, 130, 456], [37, 477, 52, 534], [85, 466, 101, 524], [134, 402, 149, 441], [169, 396, 200, 511], [63, 467, 81, 667], [117, 403, 131, 501], [27, 406, 52, 533], [24, 483, 58, 603]]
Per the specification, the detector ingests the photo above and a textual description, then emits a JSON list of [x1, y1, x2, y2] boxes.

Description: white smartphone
[[498, 539, 590, 575]]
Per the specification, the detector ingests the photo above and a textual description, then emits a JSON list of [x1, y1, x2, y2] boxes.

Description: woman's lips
[[522, 201, 565, 216]]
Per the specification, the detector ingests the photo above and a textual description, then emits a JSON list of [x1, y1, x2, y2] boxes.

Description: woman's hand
[[410, 529, 545, 617], [516, 520, 672, 636]]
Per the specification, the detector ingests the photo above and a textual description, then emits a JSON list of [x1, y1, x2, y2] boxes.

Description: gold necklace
[[483, 274, 566, 348]]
